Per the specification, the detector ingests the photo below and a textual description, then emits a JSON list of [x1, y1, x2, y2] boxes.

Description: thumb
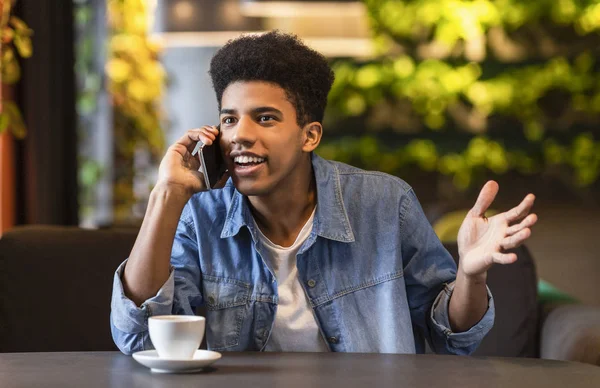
[[470, 180, 499, 217]]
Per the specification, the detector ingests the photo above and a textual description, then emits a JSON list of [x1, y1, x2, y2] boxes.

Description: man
[[111, 31, 537, 354]]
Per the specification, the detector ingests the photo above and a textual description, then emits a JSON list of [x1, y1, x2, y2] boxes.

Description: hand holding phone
[[191, 124, 228, 190]]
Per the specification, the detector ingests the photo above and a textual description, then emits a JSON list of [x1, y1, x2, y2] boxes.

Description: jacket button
[[307, 279, 316, 288], [208, 295, 216, 305], [328, 336, 339, 344]]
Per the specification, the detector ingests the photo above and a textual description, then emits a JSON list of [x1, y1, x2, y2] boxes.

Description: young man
[[111, 31, 537, 354]]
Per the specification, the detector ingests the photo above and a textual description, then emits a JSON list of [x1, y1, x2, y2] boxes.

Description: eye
[[259, 115, 275, 123], [222, 117, 236, 125]]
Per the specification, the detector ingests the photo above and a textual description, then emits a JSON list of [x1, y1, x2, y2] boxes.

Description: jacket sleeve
[[400, 189, 494, 355], [110, 218, 203, 355]]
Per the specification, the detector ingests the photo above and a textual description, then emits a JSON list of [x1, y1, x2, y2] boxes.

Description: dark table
[[0, 352, 598, 388]]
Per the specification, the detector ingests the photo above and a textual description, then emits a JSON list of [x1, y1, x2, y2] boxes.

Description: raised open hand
[[457, 181, 538, 280]]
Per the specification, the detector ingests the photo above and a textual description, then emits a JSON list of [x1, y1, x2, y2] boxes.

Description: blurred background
[[0, 0, 598, 304]]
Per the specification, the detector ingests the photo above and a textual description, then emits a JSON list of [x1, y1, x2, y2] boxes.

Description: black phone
[[193, 125, 227, 190]]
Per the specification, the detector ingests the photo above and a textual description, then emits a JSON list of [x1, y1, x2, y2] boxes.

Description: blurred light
[[253, 0, 373, 57], [156, 0, 262, 32], [151, 0, 263, 46], [302, 37, 373, 58], [151, 0, 373, 56], [173, 0, 195, 22], [240, 1, 365, 18]]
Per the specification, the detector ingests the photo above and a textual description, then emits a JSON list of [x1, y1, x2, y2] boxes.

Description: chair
[[442, 242, 540, 357], [0, 225, 138, 352], [432, 210, 600, 365]]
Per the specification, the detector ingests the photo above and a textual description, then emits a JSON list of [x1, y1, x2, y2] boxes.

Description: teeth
[[234, 155, 265, 164]]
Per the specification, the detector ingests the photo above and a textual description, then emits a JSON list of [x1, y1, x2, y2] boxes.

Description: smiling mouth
[[233, 155, 267, 167]]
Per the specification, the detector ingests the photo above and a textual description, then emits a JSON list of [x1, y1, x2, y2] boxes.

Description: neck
[[248, 157, 317, 247]]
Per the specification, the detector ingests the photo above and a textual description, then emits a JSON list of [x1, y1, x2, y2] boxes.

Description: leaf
[[4, 101, 27, 139], [0, 112, 9, 134], [79, 160, 104, 187], [14, 35, 33, 58], [2, 45, 14, 62], [2, 60, 20, 84], [80, 37, 93, 61], [76, 93, 96, 115], [9, 16, 29, 33], [75, 7, 91, 26]]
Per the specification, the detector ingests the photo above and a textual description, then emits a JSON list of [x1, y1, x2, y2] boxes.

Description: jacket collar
[[220, 153, 355, 243]]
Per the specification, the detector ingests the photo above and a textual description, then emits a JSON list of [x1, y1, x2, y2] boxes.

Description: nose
[[231, 116, 257, 147]]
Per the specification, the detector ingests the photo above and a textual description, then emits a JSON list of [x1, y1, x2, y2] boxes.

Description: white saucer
[[132, 349, 222, 373]]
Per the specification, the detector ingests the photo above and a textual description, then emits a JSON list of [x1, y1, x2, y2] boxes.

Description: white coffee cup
[[148, 315, 205, 360]]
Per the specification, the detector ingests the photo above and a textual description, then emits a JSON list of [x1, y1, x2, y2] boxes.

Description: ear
[[301, 122, 323, 152]]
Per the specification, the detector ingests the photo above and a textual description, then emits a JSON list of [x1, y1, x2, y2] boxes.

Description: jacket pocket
[[202, 274, 250, 350]]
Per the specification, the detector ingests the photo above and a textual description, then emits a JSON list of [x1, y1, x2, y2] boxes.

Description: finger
[[500, 228, 531, 250], [506, 213, 538, 236], [492, 252, 517, 265], [191, 126, 220, 156], [195, 126, 220, 150], [205, 125, 219, 135], [175, 128, 217, 154], [504, 194, 535, 223], [174, 129, 201, 151], [470, 180, 499, 217]]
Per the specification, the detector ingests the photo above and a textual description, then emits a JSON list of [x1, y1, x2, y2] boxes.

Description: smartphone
[[191, 125, 227, 190]]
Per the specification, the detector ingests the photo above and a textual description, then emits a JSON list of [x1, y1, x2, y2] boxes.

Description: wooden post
[[0, 127, 16, 235], [0, 0, 17, 235], [0, 82, 17, 235]]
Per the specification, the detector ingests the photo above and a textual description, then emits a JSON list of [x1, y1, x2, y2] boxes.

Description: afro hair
[[209, 30, 335, 126]]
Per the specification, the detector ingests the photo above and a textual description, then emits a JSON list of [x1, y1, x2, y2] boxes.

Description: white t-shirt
[[253, 207, 330, 352]]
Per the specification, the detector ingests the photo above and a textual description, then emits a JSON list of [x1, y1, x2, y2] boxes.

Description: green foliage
[[0, 0, 33, 138], [324, 0, 600, 190], [365, 0, 600, 46], [107, 0, 166, 224], [1, 100, 26, 138], [317, 132, 600, 190], [74, 0, 104, 222]]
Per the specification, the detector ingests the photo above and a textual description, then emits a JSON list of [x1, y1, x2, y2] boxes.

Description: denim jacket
[[111, 154, 494, 355]]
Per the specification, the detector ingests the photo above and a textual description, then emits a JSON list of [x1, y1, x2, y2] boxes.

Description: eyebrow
[[220, 106, 284, 116]]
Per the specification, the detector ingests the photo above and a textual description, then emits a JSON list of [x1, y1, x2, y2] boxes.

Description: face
[[218, 81, 320, 196]]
